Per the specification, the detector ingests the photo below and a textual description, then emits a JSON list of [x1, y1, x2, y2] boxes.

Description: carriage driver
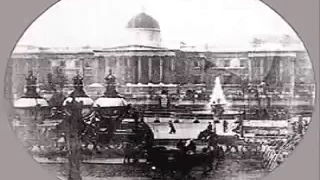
[[185, 139, 197, 154], [176, 139, 197, 154], [207, 122, 213, 132]]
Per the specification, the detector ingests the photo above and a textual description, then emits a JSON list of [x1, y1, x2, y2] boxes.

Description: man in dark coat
[[169, 120, 176, 134], [207, 122, 213, 132], [176, 139, 186, 152], [185, 139, 197, 154], [223, 120, 228, 133]]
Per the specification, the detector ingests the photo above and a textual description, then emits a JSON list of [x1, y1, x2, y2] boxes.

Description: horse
[[51, 112, 101, 152], [49, 104, 154, 157], [147, 146, 218, 179], [197, 130, 241, 153], [123, 143, 146, 164]]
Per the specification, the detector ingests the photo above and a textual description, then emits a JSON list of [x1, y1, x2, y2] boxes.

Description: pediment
[[95, 45, 170, 52]]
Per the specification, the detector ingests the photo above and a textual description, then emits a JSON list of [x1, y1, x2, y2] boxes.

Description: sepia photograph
[[5, 0, 316, 179]]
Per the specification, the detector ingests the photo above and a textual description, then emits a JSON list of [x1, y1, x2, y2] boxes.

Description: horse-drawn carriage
[[49, 102, 155, 157], [47, 71, 155, 158]]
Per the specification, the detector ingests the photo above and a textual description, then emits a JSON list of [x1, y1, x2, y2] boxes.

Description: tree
[[251, 38, 265, 48], [279, 34, 299, 47]]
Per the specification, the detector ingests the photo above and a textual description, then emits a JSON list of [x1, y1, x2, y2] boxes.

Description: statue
[[69, 74, 88, 98], [73, 73, 84, 87], [26, 70, 37, 86], [105, 69, 116, 85], [104, 69, 119, 98], [23, 70, 41, 98]]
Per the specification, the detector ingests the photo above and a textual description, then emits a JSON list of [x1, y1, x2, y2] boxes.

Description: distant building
[[10, 12, 314, 99]]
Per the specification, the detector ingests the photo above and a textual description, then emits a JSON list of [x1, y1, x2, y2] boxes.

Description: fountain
[[209, 76, 229, 106], [195, 76, 239, 116]]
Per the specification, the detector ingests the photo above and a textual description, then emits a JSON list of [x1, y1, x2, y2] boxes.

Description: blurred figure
[[185, 139, 197, 154], [297, 119, 304, 135], [154, 114, 160, 123], [211, 101, 216, 112], [168, 120, 176, 134], [207, 122, 213, 132], [176, 139, 186, 152], [223, 120, 228, 133], [193, 116, 200, 123]]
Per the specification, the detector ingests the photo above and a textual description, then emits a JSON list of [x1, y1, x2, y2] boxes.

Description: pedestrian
[[211, 101, 216, 113], [154, 114, 160, 123], [169, 120, 176, 134], [207, 122, 213, 132], [297, 120, 304, 135], [223, 120, 228, 133]]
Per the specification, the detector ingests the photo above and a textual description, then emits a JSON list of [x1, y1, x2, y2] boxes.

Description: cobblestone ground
[[41, 153, 268, 180]]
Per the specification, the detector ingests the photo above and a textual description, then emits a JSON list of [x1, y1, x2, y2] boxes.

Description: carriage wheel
[[107, 141, 124, 149], [107, 140, 128, 156]]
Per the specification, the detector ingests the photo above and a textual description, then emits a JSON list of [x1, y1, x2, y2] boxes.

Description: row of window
[[56, 60, 92, 68], [105, 57, 130, 67], [57, 58, 248, 69], [192, 59, 247, 68]]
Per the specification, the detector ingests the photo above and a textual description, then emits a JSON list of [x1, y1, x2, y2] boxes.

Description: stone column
[[279, 57, 283, 83], [105, 57, 109, 78], [138, 56, 142, 83], [148, 57, 152, 82], [171, 58, 175, 71], [291, 57, 296, 98], [160, 57, 163, 83], [171, 58, 175, 83], [260, 58, 264, 82], [126, 57, 131, 83], [201, 58, 205, 83], [116, 56, 120, 71], [248, 58, 252, 82]]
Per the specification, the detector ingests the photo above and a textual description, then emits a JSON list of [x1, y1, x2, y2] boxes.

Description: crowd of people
[[291, 116, 310, 135]]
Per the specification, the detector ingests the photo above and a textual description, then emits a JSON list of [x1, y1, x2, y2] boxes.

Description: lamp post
[[64, 96, 83, 180], [93, 69, 128, 144], [13, 70, 49, 151], [62, 74, 94, 180], [80, 58, 85, 83]]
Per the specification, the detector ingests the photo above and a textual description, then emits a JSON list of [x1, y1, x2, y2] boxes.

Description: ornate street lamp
[[63, 74, 94, 115], [13, 70, 49, 151], [93, 70, 128, 144]]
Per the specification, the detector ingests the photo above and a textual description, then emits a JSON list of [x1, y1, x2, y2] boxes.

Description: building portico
[[94, 46, 175, 85]]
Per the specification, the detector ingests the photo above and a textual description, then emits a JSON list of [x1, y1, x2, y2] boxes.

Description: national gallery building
[[9, 12, 314, 99]]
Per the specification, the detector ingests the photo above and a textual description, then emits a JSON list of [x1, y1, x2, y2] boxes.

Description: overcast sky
[[17, 0, 301, 49]]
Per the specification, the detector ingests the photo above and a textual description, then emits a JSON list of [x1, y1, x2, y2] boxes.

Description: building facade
[[9, 12, 314, 99]]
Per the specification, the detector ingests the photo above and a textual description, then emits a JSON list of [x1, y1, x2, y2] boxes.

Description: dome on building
[[127, 12, 160, 29], [125, 12, 162, 47]]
